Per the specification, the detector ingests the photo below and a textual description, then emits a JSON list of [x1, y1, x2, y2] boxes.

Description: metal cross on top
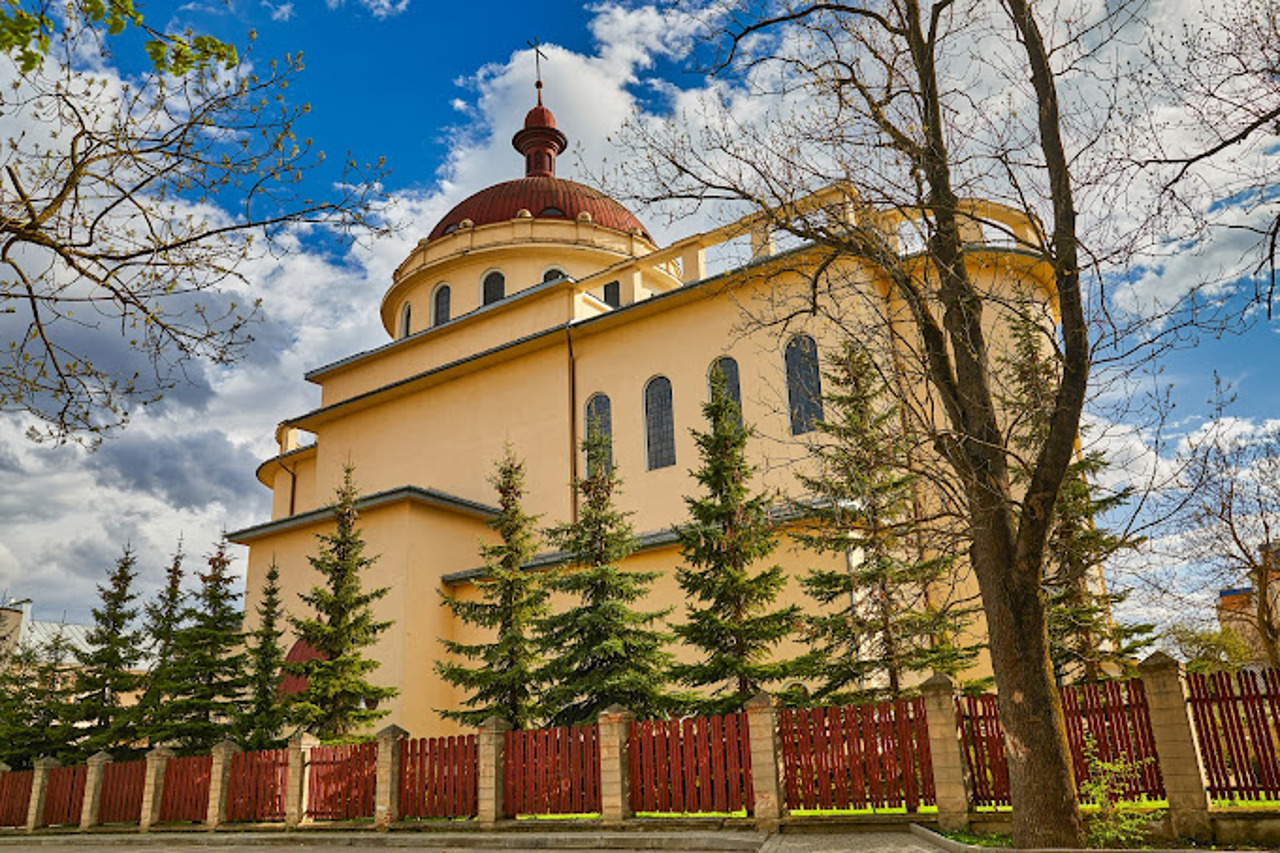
[[527, 38, 547, 102]]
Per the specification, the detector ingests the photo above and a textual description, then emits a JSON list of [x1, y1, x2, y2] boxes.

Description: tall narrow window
[[603, 280, 620, 308], [786, 335, 823, 434], [433, 284, 450, 327], [584, 393, 613, 473], [482, 271, 505, 305], [708, 356, 743, 424], [644, 376, 676, 470], [400, 303, 412, 338]]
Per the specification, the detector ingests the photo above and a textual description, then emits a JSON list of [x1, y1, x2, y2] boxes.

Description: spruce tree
[[537, 424, 676, 726], [136, 545, 187, 747], [73, 546, 144, 757], [159, 541, 248, 753], [437, 447, 547, 729], [1000, 306, 1153, 682], [794, 342, 980, 703], [672, 369, 799, 716], [0, 630, 80, 767], [286, 466, 396, 739], [237, 560, 289, 750]]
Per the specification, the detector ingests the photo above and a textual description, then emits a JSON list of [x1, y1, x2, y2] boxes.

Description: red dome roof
[[428, 176, 651, 242]]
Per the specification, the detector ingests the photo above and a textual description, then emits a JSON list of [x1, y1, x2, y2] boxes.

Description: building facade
[[229, 92, 1055, 736]]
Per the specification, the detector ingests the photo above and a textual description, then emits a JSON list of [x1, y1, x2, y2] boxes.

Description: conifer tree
[[794, 342, 980, 703], [237, 560, 289, 750], [159, 541, 248, 753], [672, 370, 799, 716], [136, 545, 187, 747], [1000, 307, 1154, 682], [73, 546, 144, 757], [537, 425, 676, 726], [286, 466, 396, 739], [437, 447, 547, 729], [0, 630, 80, 767]]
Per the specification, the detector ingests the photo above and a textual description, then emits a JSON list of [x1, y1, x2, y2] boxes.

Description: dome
[[428, 176, 652, 242], [427, 84, 651, 243]]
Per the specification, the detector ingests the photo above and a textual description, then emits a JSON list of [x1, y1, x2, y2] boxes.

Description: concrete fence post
[[284, 731, 318, 828], [1138, 652, 1213, 843], [205, 739, 241, 829], [24, 756, 58, 831], [139, 747, 173, 831], [375, 724, 408, 830], [597, 705, 634, 822], [921, 673, 973, 832], [744, 692, 785, 830], [80, 751, 112, 829], [477, 716, 512, 826]]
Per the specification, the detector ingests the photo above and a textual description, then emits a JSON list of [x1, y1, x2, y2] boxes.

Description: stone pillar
[[139, 747, 173, 831], [24, 756, 58, 831], [1138, 652, 1213, 843], [80, 751, 112, 829], [921, 674, 972, 832], [744, 692, 785, 829], [205, 739, 241, 829], [477, 716, 512, 826], [374, 724, 408, 830], [285, 731, 318, 828], [598, 705, 634, 823], [680, 244, 707, 283]]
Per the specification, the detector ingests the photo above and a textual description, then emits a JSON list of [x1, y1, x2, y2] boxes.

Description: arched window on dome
[[539, 206, 565, 217], [482, 271, 505, 306], [785, 334, 823, 435], [584, 393, 612, 474], [543, 268, 567, 283], [644, 376, 676, 471], [399, 303, 412, 338], [708, 356, 743, 425], [432, 284, 450, 327]]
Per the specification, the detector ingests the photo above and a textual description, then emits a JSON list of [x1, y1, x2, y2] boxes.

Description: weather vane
[[527, 38, 547, 103]]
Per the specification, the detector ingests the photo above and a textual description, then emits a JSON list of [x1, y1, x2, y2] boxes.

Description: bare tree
[[611, 0, 1160, 844], [0, 14, 384, 441]]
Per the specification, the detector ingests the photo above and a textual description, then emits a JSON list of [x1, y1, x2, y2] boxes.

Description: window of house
[[482, 271, 505, 305], [785, 334, 823, 434], [400, 303, 412, 338], [543, 268, 567, 283], [603, 280, 620, 308], [644, 376, 676, 470], [584, 393, 613, 473], [709, 356, 743, 424], [433, 284, 451, 326]]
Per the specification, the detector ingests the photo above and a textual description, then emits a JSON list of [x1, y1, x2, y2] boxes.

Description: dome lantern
[[512, 82, 567, 178]]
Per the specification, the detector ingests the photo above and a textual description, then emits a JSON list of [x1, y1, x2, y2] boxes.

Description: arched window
[[400, 303, 412, 338], [584, 393, 613, 474], [785, 335, 823, 435], [482, 271, 505, 305], [708, 356, 743, 424], [543, 268, 566, 283], [433, 284, 450, 327], [644, 376, 676, 470]]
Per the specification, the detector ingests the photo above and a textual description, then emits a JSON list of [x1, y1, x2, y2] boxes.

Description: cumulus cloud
[[324, 0, 410, 17]]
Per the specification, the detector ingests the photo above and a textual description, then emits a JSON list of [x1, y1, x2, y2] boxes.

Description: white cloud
[[324, 0, 410, 17], [263, 1, 294, 22]]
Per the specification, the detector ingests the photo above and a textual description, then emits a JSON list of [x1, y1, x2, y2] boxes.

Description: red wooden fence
[[40, 764, 86, 827], [306, 742, 376, 821], [959, 680, 1165, 807], [99, 759, 145, 825], [504, 725, 600, 817], [628, 714, 753, 815], [158, 754, 212, 823], [1187, 668, 1280, 801], [400, 735, 477, 819], [780, 698, 935, 812], [226, 748, 288, 822], [0, 769, 33, 827]]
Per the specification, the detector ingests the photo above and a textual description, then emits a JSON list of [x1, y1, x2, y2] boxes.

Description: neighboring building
[[0, 602, 92, 661], [1217, 581, 1280, 666], [228, 90, 1058, 736]]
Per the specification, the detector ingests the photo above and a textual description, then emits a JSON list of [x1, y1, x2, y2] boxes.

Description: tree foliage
[[0, 628, 79, 767], [135, 544, 186, 747], [237, 559, 288, 750], [537, 424, 676, 726], [72, 545, 143, 757], [794, 341, 980, 703], [437, 447, 547, 729], [673, 369, 799, 716], [286, 466, 395, 739]]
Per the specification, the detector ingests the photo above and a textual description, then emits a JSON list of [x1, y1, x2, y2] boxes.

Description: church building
[[229, 87, 1054, 736]]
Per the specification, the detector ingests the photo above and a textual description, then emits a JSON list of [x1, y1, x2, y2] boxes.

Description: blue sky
[[1, 0, 1277, 629]]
